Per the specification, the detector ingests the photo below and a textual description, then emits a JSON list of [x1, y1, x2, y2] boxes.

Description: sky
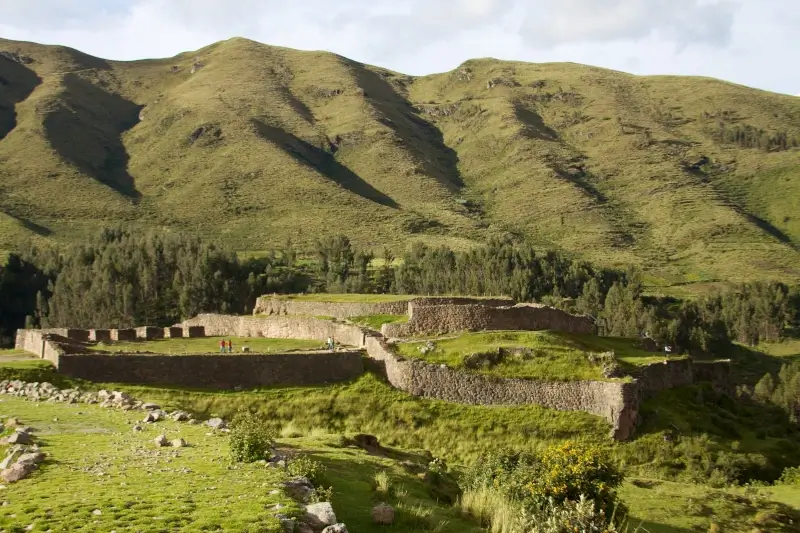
[[1, 0, 798, 95]]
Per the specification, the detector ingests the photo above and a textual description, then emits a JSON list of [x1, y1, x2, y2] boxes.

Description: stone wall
[[179, 314, 367, 347], [111, 329, 137, 342], [364, 335, 638, 439], [14, 330, 64, 367], [252, 296, 515, 319], [90, 329, 111, 342], [56, 351, 364, 388], [253, 298, 409, 318], [136, 326, 164, 340], [382, 303, 595, 337], [164, 327, 183, 338]]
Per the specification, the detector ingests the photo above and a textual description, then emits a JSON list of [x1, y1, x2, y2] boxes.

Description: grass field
[[3, 357, 800, 531], [393, 331, 666, 381], [349, 314, 409, 330], [0, 397, 483, 533], [1, 37, 798, 288], [86, 336, 324, 354]]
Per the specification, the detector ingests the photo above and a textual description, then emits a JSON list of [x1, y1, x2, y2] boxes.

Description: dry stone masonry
[[382, 302, 596, 337], [12, 297, 731, 441]]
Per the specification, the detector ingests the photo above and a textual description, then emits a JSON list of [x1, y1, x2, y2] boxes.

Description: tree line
[[1, 230, 798, 357]]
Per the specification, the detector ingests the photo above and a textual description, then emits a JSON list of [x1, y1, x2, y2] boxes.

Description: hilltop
[[1, 37, 799, 287]]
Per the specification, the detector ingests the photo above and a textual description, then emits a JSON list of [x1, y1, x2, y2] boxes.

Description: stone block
[[89, 329, 112, 342], [65, 329, 90, 342], [136, 326, 164, 340], [111, 329, 137, 342], [185, 326, 205, 338], [164, 327, 183, 339]]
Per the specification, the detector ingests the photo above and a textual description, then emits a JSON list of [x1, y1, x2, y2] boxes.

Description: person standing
[[219, 339, 226, 354], [228, 339, 233, 353]]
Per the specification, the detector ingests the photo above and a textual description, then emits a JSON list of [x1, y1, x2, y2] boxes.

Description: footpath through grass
[[394, 331, 665, 381], [86, 336, 323, 354]]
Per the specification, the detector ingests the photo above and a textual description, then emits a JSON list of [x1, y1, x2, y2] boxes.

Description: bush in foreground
[[229, 409, 275, 463]]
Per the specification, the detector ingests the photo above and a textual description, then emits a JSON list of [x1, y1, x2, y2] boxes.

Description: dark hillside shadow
[[0, 207, 52, 236], [744, 212, 795, 246], [514, 103, 559, 141], [251, 119, 398, 208], [346, 61, 464, 190], [42, 73, 141, 199], [277, 85, 315, 125], [0, 54, 41, 140]]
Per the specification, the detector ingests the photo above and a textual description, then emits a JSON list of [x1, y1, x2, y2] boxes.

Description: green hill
[[1, 37, 799, 287]]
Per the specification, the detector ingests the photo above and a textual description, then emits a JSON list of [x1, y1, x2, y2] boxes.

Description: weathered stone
[[16, 453, 45, 467], [170, 410, 190, 421], [8, 432, 33, 445], [321, 524, 349, 533], [295, 523, 314, 533], [282, 477, 316, 502], [154, 435, 168, 447], [171, 438, 186, 448], [142, 403, 160, 411], [5, 417, 20, 428], [303, 502, 337, 530], [1, 463, 35, 483], [0, 452, 21, 470], [372, 503, 394, 524], [279, 518, 297, 533], [132, 424, 143, 432], [207, 418, 227, 430]]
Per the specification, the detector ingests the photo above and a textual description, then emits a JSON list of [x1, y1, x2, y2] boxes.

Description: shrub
[[288, 454, 326, 484], [779, 466, 800, 485], [229, 409, 275, 463], [310, 485, 334, 504], [524, 495, 624, 533], [374, 471, 392, 494]]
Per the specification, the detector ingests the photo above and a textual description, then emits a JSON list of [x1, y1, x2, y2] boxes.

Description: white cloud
[[0, 0, 797, 95], [522, 0, 739, 48]]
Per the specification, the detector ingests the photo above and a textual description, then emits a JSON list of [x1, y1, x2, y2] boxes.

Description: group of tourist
[[219, 339, 234, 353]]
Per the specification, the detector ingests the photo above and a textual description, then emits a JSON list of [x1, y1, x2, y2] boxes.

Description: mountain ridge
[[1, 36, 799, 289]]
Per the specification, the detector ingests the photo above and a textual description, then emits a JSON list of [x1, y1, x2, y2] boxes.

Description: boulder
[[170, 410, 190, 422], [207, 418, 227, 430], [142, 403, 160, 411], [171, 438, 186, 448], [282, 477, 316, 502], [295, 523, 314, 533], [280, 518, 297, 533], [322, 525, 349, 533], [5, 417, 20, 428], [16, 453, 45, 467], [0, 451, 21, 470], [8, 431, 33, 445], [303, 502, 337, 530], [371, 503, 394, 524], [1, 462, 35, 483], [154, 435, 169, 447]]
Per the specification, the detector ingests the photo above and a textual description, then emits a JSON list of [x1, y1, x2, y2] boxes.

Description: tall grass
[[460, 487, 525, 533]]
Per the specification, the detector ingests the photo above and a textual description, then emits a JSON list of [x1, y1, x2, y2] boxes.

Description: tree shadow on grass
[[251, 119, 398, 209]]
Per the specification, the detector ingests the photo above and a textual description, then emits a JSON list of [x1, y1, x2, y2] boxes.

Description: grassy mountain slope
[[1, 37, 799, 286]]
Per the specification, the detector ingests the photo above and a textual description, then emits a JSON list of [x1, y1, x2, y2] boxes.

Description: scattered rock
[[8, 432, 33, 445], [154, 435, 168, 447], [1, 463, 35, 483], [0, 51, 34, 65], [303, 502, 337, 530], [282, 477, 316, 502], [141, 403, 160, 411], [295, 523, 314, 533], [372, 503, 394, 525], [16, 453, 45, 467], [5, 417, 20, 428], [132, 424, 143, 432], [171, 438, 186, 448], [279, 517, 297, 533], [92, 509, 102, 516], [207, 418, 227, 430], [0, 452, 21, 470], [321, 525, 348, 533]]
